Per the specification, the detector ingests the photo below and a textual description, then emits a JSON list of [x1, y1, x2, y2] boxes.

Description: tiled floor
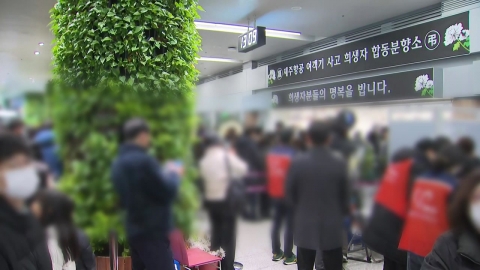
[[234, 219, 384, 270]]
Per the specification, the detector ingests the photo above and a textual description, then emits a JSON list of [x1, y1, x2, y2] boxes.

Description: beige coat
[[199, 146, 248, 201]]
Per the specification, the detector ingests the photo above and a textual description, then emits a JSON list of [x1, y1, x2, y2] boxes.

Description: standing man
[[267, 129, 297, 265], [111, 118, 182, 270], [287, 121, 349, 270]]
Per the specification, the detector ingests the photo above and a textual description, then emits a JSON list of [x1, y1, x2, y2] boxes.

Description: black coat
[[0, 197, 53, 270], [422, 231, 480, 270], [111, 143, 179, 240], [76, 230, 96, 270], [286, 146, 349, 250]]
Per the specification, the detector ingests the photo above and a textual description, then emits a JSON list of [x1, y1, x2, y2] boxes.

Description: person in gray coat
[[286, 121, 349, 270]]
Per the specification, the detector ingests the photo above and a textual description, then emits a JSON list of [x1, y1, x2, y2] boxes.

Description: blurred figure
[[457, 136, 480, 178], [235, 127, 265, 220], [275, 121, 285, 135], [399, 145, 466, 270], [33, 122, 63, 179], [199, 135, 248, 270], [266, 129, 297, 265], [7, 118, 26, 138], [422, 169, 480, 269], [0, 133, 52, 270], [363, 138, 436, 270], [31, 189, 96, 270], [293, 131, 308, 152], [287, 121, 349, 270], [111, 118, 182, 270]]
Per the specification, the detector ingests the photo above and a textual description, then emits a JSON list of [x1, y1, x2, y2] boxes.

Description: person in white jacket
[[199, 135, 248, 270]]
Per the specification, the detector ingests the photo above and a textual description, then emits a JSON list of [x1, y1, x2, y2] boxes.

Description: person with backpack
[[266, 129, 297, 265], [399, 145, 466, 270]]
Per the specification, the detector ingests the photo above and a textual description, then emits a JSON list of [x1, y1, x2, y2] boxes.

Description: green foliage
[[23, 93, 50, 128], [48, 0, 201, 255], [421, 87, 434, 97], [50, 0, 201, 93]]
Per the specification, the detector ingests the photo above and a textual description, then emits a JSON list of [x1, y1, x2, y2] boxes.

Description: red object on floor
[[169, 230, 222, 269]]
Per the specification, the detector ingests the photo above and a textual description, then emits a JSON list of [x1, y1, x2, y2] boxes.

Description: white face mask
[[469, 202, 480, 231], [2, 166, 39, 200]]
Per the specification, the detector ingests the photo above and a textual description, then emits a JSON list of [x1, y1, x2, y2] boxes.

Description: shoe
[[272, 250, 284, 261], [283, 255, 297, 265]]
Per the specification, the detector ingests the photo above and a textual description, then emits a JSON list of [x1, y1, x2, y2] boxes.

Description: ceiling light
[[195, 21, 308, 41], [34, 51, 40, 55], [197, 57, 242, 63], [227, 46, 237, 52], [291, 6, 302, 11], [38, 42, 44, 46]]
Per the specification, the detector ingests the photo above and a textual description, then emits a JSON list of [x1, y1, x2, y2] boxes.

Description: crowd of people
[[195, 110, 480, 270], [1, 111, 480, 270]]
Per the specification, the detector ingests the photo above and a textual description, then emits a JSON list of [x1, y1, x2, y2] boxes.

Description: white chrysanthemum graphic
[[426, 80, 434, 89], [460, 29, 470, 41], [269, 70, 276, 80], [272, 95, 279, 105], [444, 23, 463, 46], [415, 75, 429, 91]]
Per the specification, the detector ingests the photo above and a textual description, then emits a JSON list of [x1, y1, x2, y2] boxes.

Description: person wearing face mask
[[0, 132, 53, 270], [399, 145, 466, 270], [422, 169, 480, 269]]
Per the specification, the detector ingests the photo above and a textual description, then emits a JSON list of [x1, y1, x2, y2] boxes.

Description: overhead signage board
[[267, 12, 469, 87], [271, 68, 436, 108], [238, 26, 267, 53]]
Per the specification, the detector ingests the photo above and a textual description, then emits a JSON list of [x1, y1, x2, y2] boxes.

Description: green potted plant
[[48, 0, 202, 268]]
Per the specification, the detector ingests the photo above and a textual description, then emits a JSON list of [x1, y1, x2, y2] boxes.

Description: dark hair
[[204, 134, 222, 148], [434, 136, 452, 150], [7, 119, 24, 132], [449, 169, 480, 234], [432, 145, 466, 172], [279, 129, 293, 145], [123, 118, 149, 141], [308, 121, 331, 146], [275, 121, 284, 130], [457, 137, 475, 156], [415, 138, 436, 153], [0, 132, 31, 163], [34, 190, 80, 261]]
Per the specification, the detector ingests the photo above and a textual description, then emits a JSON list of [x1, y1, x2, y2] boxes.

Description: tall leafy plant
[[49, 0, 201, 255], [24, 92, 51, 128]]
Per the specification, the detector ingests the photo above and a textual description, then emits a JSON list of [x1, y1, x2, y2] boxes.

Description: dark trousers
[[271, 199, 294, 257], [129, 235, 175, 270], [297, 247, 343, 270], [407, 252, 424, 270], [384, 256, 407, 270], [206, 201, 237, 270]]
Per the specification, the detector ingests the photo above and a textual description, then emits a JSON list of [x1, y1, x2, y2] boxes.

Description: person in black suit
[[287, 121, 349, 270]]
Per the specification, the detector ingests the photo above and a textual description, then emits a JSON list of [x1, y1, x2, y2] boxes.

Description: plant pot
[[199, 263, 219, 270], [96, 256, 132, 270]]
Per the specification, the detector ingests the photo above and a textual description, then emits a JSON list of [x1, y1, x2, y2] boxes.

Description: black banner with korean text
[[271, 69, 435, 108], [267, 12, 469, 87]]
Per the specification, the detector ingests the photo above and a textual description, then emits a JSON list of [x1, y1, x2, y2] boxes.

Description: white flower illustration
[[459, 29, 470, 41], [269, 70, 276, 80], [415, 74, 429, 91], [272, 95, 279, 105], [426, 80, 434, 89], [444, 23, 464, 46]]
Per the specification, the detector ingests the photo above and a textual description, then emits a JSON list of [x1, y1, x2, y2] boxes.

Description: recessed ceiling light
[[291, 6, 302, 11], [197, 57, 242, 63], [34, 51, 40, 55], [39, 42, 44, 46], [227, 46, 237, 52]]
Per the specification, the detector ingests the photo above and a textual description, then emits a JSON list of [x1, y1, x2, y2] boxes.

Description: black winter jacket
[[76, 229, 96, 270], [0, 197, 53, 270], [422, 231, 480, 270], [111, 143, 179, 240]]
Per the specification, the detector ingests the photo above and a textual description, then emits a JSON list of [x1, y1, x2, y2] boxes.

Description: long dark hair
[[35, 190, 80, 261], [449, 169, 480, 234]]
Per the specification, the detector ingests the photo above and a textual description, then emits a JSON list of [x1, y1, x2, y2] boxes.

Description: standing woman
[[422, 169, 480, 269], [199, 135, 248, 270], [31, 189, 96, 270]]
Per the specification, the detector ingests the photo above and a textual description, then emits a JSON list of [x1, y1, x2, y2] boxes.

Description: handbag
[[224, 149, 246, 213]]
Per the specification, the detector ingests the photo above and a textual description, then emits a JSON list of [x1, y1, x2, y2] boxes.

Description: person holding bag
[[200, 135, 248, 270]]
